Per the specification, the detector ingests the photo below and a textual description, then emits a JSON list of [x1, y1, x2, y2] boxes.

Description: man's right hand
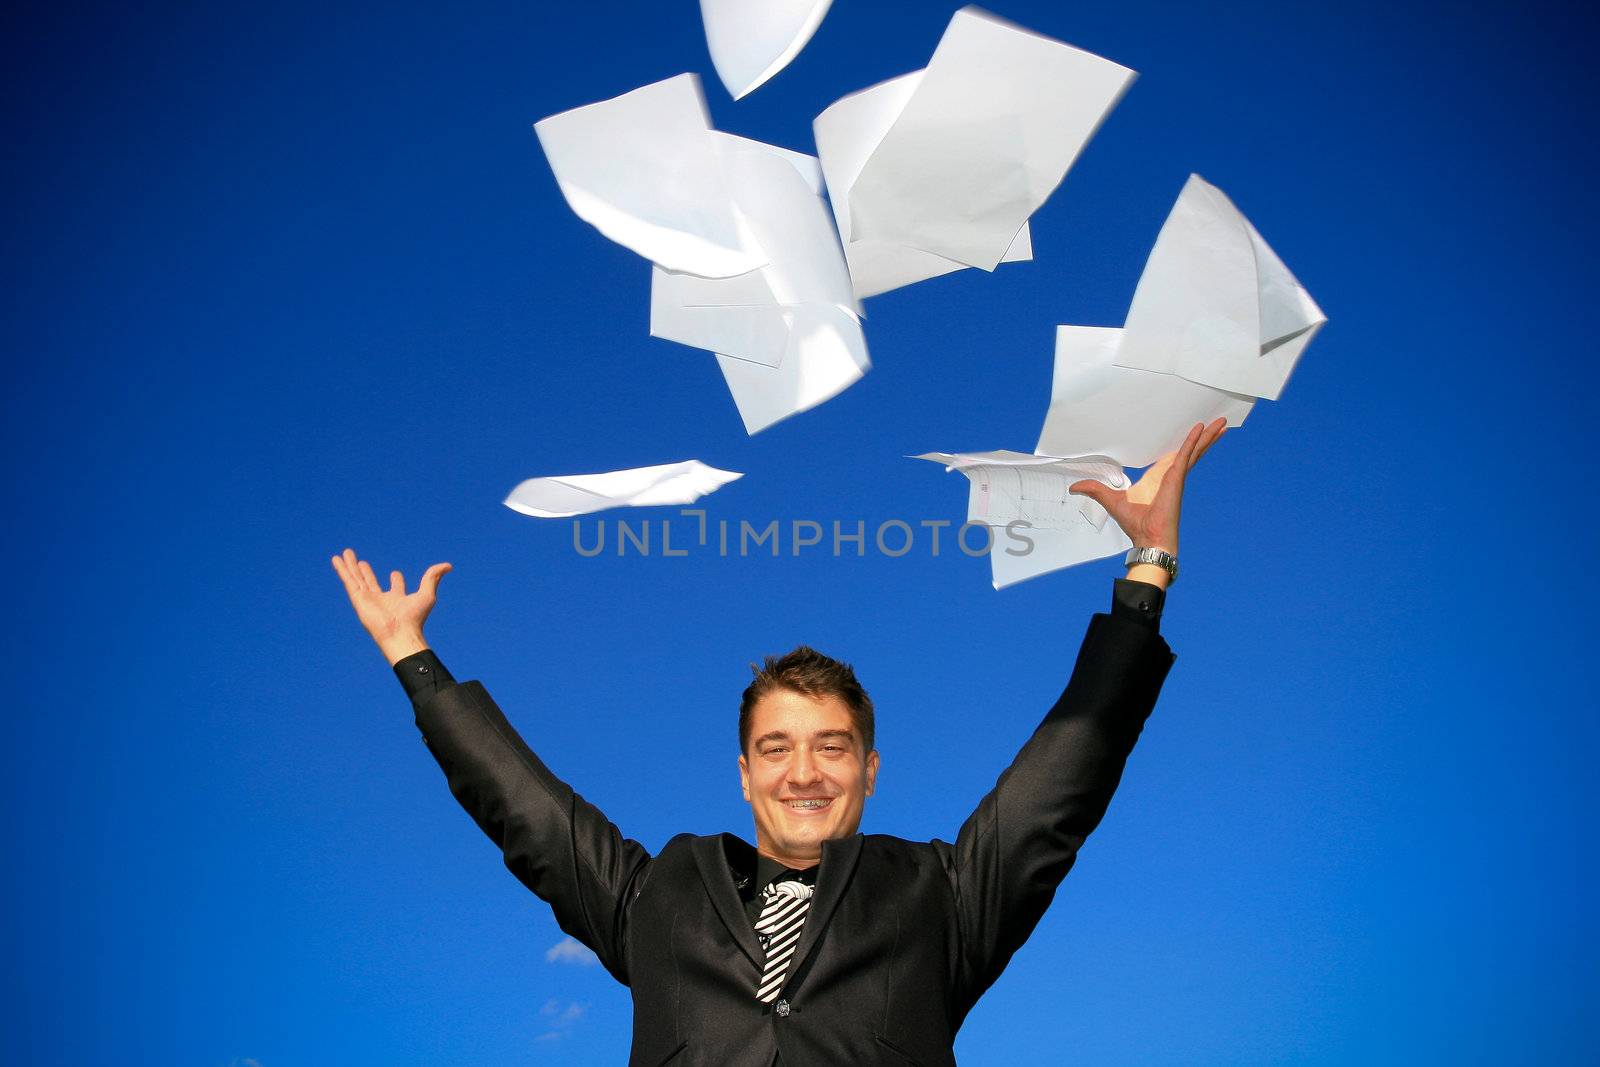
[[330, 547, 452, 666]]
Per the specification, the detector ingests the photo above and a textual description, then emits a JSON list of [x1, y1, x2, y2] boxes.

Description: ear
[[738, 753, 751, 803], [864, 749, 879, 797]]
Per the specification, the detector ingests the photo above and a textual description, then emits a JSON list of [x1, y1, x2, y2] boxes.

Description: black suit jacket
[[405, 605, 1173, 1065]]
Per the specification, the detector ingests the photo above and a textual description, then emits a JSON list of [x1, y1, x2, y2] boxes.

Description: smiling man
[[333, 420, 1224, 1065], [739, 650, 879, 869]]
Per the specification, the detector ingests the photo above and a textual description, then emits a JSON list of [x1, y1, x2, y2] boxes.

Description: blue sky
[[4, 1, 1594, 1063]]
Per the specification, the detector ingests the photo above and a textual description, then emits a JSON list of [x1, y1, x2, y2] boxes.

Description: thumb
[[419, 562, 453, 599], [1069, 479, 1115, 508]]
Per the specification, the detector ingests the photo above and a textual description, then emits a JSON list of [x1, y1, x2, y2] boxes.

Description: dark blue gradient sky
[[4, 1, 1594, 1063]]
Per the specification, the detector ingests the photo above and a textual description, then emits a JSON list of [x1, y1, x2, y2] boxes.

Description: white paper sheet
[[701, 0, 833, 100], [648, 138, 797, 367], [1036, 325, 1256, 468], [647, 132, 869, 432], [913, 451, 1132, 587], [814, 71, 1034, 299], [652, 133, 858, 367], [707, 134, 856, 310], [651, 294, 789, 368], [533, 75, 767, 277], [715, 302, 869, 434], [1115, 174, 1326, 400], [504, 461, 743, 518], [815, 6, 1134, 297]]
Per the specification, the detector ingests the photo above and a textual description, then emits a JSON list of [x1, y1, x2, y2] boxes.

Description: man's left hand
[[1069, 418, 1227, 562]]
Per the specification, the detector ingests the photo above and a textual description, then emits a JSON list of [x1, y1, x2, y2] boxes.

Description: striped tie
[[754, 879, 812, 1003]]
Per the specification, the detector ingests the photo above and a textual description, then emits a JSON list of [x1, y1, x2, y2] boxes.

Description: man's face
[[739, 687, 879, 868]]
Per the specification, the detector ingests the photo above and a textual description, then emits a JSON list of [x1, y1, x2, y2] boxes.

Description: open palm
[[330, 547, 452, 664], [1070, 418, 1227, 554]]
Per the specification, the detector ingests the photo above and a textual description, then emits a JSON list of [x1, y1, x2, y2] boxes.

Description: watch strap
[[1124, 546, 1178, 583]]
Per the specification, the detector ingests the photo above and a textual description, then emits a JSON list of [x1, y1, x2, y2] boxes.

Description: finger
[[389, 570, 407, 596], [419, 562, 453, 600], [1069, 480, 1116, 508], [343, 548, 372, 591], [358, 558, 381, 592], [1175, 421, 1205, 468], [1159, 423, 1205, 499], [1190, 424, 1224, 468], [331, 554, 361, 598], [1187, 418, 1228, 470]]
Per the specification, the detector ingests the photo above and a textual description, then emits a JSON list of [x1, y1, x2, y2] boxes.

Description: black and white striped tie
[[754, 879, 812, 1003]]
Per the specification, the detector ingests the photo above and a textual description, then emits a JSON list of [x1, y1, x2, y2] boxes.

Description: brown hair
[[739, 646, 876, 755]]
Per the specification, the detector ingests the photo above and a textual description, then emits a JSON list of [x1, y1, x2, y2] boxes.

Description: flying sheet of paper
[[651, 133, 856, 364], [714, 302, 869, 434], [533, 74, 767, 278], [701, 0, 833, 100], [504, 461, 743, 518], [814, 6, 1134, 297], [1115, 174, 1326, 400], [814, 70, 1033, 299], [914, 451, 1132, 588], [1036, 325, 1256, 468], [648, 132, 869, 433]]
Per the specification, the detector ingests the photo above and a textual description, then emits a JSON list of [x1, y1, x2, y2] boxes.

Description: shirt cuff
[[393, 649, 456, 706], [1111, 578, 1165, 631]]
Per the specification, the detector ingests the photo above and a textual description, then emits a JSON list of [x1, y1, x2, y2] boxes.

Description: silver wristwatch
[[1124, 546, 1178, 583]]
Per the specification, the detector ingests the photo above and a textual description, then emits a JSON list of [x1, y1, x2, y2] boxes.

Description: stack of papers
[[535, 74, 869, 435], [814, 6, 1135, 298]]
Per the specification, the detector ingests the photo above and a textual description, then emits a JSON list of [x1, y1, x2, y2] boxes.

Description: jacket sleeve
[[945, 607, 1175, 1002], [409, 674, 652, 986]]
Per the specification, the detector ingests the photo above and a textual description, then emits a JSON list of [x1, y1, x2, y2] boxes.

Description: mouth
[[782, 797, 834, 812]]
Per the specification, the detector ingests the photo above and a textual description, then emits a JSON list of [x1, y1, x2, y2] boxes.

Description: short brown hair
[[740, 646, 876, 755]]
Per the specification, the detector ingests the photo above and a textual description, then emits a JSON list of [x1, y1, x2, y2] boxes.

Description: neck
[[756, 845, 820, 871]]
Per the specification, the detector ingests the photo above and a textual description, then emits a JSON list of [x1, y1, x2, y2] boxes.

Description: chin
[[778, 832, 824, 857]]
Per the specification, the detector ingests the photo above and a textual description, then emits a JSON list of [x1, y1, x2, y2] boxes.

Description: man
[[332, 419, 1225, 1065]]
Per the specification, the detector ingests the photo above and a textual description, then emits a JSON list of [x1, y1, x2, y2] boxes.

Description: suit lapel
[[782, 832, 863, 993], [690, 833, 764, 969]]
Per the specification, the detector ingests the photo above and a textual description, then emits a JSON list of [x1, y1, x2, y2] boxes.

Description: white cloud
[[544, 935, 600, 966], [536, 998, 589, 1043], [541, 999, 587, 1024]]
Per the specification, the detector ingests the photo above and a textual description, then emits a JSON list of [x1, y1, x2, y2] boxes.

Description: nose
[[788, 746, 823, 788]]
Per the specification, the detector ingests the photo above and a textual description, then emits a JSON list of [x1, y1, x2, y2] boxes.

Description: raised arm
[[946, 420, 1225, 1004], [330, 549, 650, 983]]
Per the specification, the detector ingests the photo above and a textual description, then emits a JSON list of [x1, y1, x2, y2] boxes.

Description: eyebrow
[[753, 729, 858, 747]]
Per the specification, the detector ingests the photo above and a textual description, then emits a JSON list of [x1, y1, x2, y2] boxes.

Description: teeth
[[788, 799, 828, 809]]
